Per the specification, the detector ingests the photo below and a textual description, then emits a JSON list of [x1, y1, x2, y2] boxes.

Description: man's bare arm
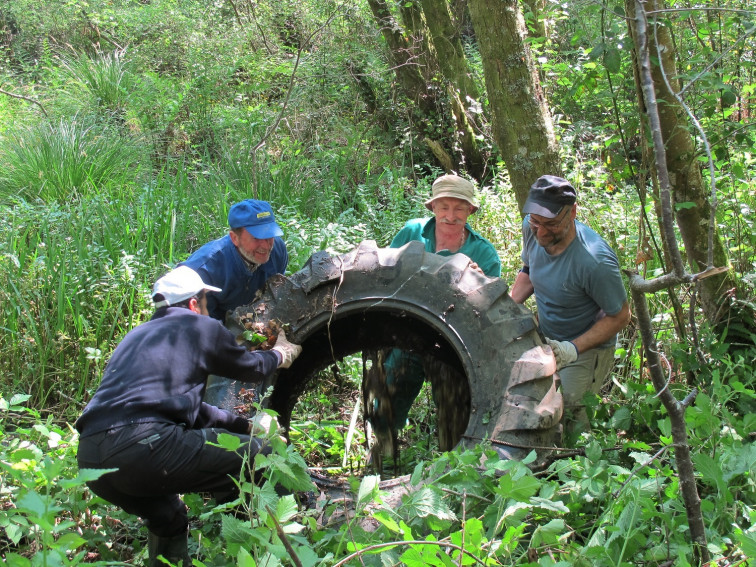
[[510, 269, 534, 304], [571, 301, 631, 354]]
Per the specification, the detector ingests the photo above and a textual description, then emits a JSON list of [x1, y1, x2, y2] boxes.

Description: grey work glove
[[546, 339, 578, 371], [272, 330, 302, 369]]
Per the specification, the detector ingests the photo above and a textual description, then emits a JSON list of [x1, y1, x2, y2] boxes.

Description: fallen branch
[[0, 87, 48, 117]]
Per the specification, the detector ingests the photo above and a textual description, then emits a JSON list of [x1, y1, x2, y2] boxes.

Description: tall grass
[[0, 146, 432, 415], [59, 50, 133, 118], [0, 117, 146, 203]]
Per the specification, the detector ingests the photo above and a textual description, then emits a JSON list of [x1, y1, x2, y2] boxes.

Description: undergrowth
[[2, 335, 755, 566]]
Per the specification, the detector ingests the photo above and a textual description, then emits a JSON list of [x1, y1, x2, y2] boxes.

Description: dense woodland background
[[0, 0, 754, 565]]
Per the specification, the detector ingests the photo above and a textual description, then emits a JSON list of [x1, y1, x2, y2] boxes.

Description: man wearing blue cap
[[510, 175, 631, 442], [182, 199, 288, 321]]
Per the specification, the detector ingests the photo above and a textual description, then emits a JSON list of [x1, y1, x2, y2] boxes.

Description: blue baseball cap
[[227, 199, 284, 239]]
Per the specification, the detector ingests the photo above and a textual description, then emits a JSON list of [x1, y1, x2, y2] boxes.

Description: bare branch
[[0, 88, 49, 117], [633, 4, 686, 276]]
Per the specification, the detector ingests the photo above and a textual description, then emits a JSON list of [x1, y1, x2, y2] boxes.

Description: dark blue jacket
[[181, 234, 288, 321], [75, 307, 280, 436]]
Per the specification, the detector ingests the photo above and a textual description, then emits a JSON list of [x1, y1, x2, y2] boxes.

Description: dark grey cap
[[523, 175, 577, 218]]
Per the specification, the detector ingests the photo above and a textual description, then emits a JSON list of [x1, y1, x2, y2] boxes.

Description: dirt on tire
[[207, 240, 563, 462]]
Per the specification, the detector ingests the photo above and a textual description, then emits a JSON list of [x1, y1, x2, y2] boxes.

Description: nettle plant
[[0, 394, 103, 566], [2, 335, 754, 566]]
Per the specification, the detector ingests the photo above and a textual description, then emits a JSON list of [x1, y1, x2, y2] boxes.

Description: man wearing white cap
[[377, 174, 501, 451], [75, 266, 302, 566], [182, 199, 288, 321]]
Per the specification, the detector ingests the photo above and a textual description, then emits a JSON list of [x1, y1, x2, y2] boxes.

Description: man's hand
[[469, 262, 485, 275], [546, 339, 578, 370], [272, 330, 302, 369]]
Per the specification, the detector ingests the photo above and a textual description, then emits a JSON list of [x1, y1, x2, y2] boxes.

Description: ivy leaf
[[242, 330, 268, 346]]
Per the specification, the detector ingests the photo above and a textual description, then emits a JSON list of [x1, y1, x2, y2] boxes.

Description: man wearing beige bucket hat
[[394, 174, 501, 275], [374, 174, 501, 455]]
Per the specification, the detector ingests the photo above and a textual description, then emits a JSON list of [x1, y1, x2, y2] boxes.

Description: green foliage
[[0, 393, 119, 565], [2, 355, 756, 565], [0, 0, 755, 564], [0, 116, 146, 203]]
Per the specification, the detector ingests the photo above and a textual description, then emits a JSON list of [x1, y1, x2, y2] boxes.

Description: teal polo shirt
[[390, 217, 501, 278]]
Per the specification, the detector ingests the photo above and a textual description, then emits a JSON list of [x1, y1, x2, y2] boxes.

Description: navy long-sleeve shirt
[[75, 307, 280, 436], [181, 234, 288, 321]]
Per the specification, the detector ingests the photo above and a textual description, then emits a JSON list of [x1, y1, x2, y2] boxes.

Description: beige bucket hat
[[424, 174, 479, 213]]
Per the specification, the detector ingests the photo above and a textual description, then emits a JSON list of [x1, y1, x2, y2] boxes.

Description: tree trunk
[[365, 0, 436, 115], [467, 0, 562, 208], [420, 0, 486, 179], [640, 0, 737, 323]]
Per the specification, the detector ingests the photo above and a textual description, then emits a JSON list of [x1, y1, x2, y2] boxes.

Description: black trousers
[[77, 422, 266, 537]]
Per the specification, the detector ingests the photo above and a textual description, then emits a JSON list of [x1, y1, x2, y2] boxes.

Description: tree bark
[[467, 0, 562, 208], [365, 0, 436, 115], [640, 0, 737, 323], [420, 0, 486, 179]]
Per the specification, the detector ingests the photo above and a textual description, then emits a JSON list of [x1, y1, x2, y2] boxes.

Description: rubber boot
[[148, 530, 191, 567]]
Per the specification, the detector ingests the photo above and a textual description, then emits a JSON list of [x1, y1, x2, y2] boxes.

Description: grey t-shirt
[[520, 217, 627, 347]]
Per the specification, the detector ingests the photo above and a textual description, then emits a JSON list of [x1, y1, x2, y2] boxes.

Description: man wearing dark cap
[[510, 175, 631, 442], [76, 266, 302, 566], [182, 199, 288, 321]]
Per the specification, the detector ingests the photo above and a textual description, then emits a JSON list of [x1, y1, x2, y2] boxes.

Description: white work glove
[[248, 412, 277, 435], [546, 339, 578, 370], [272, 330, 302, 369]]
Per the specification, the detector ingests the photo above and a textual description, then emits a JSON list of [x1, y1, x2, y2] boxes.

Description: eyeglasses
[[527, 206, 571, 232]]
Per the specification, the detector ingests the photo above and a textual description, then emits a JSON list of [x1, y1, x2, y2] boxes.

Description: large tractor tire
[[209, 240, 563, 461]]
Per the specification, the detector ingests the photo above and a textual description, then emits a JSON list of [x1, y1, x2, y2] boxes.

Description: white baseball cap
[[152, 266, 222, 308]]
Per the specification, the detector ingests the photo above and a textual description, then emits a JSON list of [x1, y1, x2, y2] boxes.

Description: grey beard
[[237, 249, 260, 272]]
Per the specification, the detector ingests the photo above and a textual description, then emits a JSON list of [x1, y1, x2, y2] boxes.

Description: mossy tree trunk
[[467, 0, 562, 208], [365, 0, 437, 116], [420, 0, 486, 180]]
